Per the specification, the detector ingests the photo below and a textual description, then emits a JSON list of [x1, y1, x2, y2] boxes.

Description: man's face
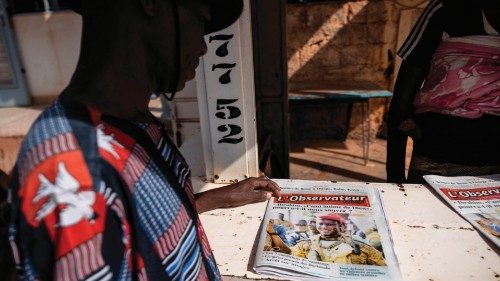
[[317, 218, 341, 238], [153, 0, 210, 94], [278, 213, 285, 220], [174, 0, 210, 91], [295, 221, 307, 232], [308, 220, 318, 232]]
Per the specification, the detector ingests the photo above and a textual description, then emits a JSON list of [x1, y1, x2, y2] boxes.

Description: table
[[196, 180, 500, 281], [288, 81, 392, 165]]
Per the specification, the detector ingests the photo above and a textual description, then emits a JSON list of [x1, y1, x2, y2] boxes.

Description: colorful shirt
[[413, 35, 500, 118], [9, 99, 220, 280]]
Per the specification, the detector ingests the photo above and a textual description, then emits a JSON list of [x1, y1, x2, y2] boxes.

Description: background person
[[288, 219, 309, 246], [274, 212, 294, 230], [307, 217, 320, 236], [386, 0, 500, 184], [265, 219, 292, 254]]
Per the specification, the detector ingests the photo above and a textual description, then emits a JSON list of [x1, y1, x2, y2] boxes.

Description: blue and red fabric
[[9, 98, 221, 280]]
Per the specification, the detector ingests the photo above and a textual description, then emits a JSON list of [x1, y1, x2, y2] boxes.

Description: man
[[306, 216, 319, 236], [287, 219, 309, 246], [274, 212, 294, 230], [8, 0, 280, 280], [293, 219, 308, 235], [307, 213, 385, 265], [289, 218, 315, 258], [386, 0, 500, 183], [264, 219, 292, 255]]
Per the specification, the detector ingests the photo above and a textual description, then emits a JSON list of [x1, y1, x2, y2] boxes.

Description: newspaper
[[423, 174, 500, 248], [254, 179, 402, 281]]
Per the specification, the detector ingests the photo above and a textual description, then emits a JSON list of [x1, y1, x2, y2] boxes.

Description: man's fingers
[[251, 177, 281, 197], [251, 190, 272, 203]]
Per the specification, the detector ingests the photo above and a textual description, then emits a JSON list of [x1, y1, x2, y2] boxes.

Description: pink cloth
[[414, 35, 500, 118]]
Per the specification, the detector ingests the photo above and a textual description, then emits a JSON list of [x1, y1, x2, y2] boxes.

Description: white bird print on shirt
[[33, 162, 96, 227], [97, 124, 124, 159]]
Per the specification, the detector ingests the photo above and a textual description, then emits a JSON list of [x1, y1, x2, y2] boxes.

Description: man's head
[[66, 0, 243, 98], [294, 219, 307, 232], [307, 218, 319, 234], [66, 0, 243, 35], [317, 213, 346, 239], [277, 213, 285, 220]]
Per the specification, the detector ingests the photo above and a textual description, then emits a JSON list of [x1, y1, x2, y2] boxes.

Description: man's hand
[[195, 176, 281, 213], [398, 119, 422, 141]]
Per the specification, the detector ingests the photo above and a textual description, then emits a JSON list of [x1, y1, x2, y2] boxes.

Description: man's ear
[[139, 0, 156, 17]]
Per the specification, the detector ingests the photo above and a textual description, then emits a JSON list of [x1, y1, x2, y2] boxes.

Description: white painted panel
[[197, 0, 258, 183], [174, 101, 200, 120], [177, 122, 205, 178], [178, 132, 205, 179], [195, 63, 215, 181], [178, 78, 198, 99], [171, 79, 205, 177], [12, 11, 81, 98], [177, 122, 201, 143]]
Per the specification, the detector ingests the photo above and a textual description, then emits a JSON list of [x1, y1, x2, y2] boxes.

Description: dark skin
[[317, 218, 341, 239], [386, 62, 426, 183], [63, 0, 281, 212]]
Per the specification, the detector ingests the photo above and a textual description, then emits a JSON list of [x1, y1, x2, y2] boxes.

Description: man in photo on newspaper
[[287, 219, 313, 246], [307, 216, 320, 237], [275, 212, 295, 229], [297, 213, 386, 265]]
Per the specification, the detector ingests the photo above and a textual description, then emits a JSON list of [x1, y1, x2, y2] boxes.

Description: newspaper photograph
[[424, 174, 500, 248], [254, 179, 402, 281]]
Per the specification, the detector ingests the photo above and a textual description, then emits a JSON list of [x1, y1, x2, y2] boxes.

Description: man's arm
[[195, 176, 281, 213], [387, 0, 446, 182], [386, 61, 426, 182]]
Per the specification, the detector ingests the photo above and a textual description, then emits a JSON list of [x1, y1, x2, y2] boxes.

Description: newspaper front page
[[424, 174, 500, 248], [254, 180, 401, 281]]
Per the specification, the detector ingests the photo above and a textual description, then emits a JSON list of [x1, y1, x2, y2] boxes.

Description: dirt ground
[[289, 137, 413, 182]]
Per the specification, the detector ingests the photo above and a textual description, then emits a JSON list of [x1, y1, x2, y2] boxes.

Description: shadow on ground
[[289, 138, 412, 183]]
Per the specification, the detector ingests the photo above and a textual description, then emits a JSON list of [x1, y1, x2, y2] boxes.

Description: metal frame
[[289, 84, 392, 166], [0, 0, 30, 106]]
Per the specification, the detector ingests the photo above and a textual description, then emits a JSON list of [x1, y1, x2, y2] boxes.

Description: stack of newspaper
[[423, 174, 500, 248], [254, 179, 402, 281]]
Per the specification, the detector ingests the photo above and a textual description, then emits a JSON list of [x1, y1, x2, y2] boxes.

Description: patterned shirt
[[9, 99, 220, 280], [397, 0, 500, 69]]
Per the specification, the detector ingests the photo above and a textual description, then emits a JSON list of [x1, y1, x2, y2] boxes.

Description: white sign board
[[196, 0, 258, 183]]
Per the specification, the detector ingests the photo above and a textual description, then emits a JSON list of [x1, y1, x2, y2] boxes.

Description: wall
[[12, 11, 81, 103], [0, 27, 15, 87], [287, 0, 426, 138], [170, 79, 206, 178]]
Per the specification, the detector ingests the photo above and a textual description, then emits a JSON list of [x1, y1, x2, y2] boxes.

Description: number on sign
[[209, 34, 234, 57], [212, 63, 237, 84], [216, 99, 241, 119], [217, 124, 243, 144]]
